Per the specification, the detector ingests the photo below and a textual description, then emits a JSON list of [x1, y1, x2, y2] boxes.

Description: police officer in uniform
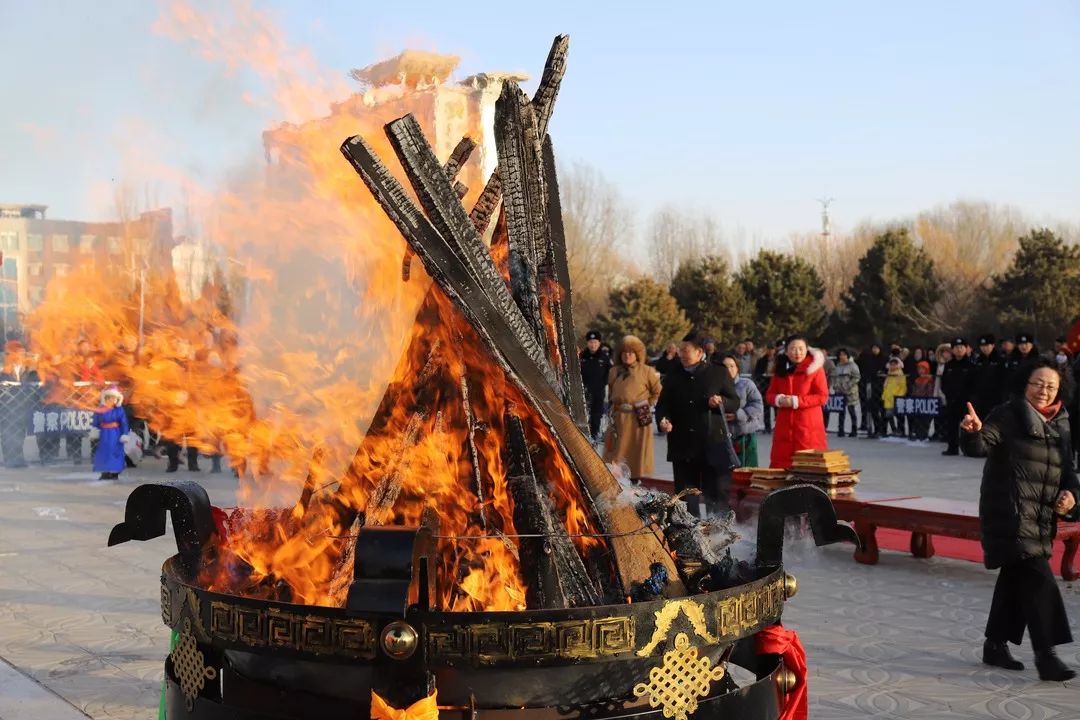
[[1004, 332, 1041, 390], [971, 334, 1006, 417], [941, 336, 975, 456], [579, 330, 613, 442]]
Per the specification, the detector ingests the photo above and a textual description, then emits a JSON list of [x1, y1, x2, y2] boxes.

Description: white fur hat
[[101, 385, 124, 406]]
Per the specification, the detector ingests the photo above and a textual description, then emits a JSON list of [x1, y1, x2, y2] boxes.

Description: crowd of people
[[582, 327, 1080, 679], [581, 328, 1080, 508], [0, 329, 233, 480]]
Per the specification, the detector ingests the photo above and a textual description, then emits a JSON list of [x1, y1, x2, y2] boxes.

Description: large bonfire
[[23, 33, 649, 613]]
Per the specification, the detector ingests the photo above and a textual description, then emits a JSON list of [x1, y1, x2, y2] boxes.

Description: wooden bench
[[639, 478, 1080, 580], [844, 495, 1080, 581]]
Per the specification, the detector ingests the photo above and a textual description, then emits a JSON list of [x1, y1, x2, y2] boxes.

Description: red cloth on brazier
[[756, 624, 808, 720]]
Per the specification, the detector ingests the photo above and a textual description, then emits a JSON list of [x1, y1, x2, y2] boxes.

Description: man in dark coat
[[971, 334, 1006, 417], [856, 343, 886, 433], [651, 343, 680, 379], [656, 332, 740, 517], [961, 362, 1079, 680], [578, 330, 612, 442], [940, 337, 975, 455]]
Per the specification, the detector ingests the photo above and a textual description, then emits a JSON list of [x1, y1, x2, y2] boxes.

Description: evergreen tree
[[990, 229, 1080, 342], [843, 228, 941, 344], [736, 250, 827, 343], [669, 255, 754, 348], [594, 278, 692, 354]]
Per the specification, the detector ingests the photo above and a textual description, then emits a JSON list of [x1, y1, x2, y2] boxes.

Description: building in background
[[0, 204, 173, 339], [263, 50, 524, 202], [171, 235, 218, 304]]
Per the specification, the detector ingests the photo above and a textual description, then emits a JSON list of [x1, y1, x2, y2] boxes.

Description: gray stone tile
[[1, 437, 1078, 718]]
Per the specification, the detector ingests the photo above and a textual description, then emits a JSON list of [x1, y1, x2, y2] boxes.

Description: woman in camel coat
[[604, 335, 661, 479]]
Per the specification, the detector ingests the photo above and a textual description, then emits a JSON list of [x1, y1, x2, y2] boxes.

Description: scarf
[[1034, 400, 1063, 422]]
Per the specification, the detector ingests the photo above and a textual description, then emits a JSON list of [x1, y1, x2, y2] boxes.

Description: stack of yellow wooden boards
[[740, 450, 861, 496], [789, 450, 860, 495]]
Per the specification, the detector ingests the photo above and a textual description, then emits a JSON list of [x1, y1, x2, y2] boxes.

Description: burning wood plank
[[459, 376, 487, 529], [384, 115, 559, 392], [506, 415, 600, 609], [541, 136, 588, 430], [367, 410, 426, 524], [340, 133, 684, 597]]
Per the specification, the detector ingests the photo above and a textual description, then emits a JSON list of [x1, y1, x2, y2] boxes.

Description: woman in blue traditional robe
[[93, 386, 129, 480]]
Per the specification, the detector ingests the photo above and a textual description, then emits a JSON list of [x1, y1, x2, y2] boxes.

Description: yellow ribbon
[[370, 690, 439, 720]]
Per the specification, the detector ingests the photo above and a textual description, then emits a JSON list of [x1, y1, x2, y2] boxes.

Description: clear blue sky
[[1, 0, 1077, 246]]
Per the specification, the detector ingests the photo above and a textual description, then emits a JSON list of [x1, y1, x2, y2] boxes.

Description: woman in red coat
[[766, 334, 829, 469]]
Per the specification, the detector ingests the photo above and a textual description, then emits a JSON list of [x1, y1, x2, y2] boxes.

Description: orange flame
[[23, 1, 606, 611]]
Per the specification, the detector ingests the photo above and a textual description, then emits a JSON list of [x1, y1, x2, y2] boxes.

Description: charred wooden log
[[505, 415, 600, 609], [340, 133, 684, 596], [468, 34, 569, 237], [541, 136, 587, 430], [494, 82, 550, 355], [384, 115, 558, 391], [404, 137, 476, 281], [443, 137, 476, 181]]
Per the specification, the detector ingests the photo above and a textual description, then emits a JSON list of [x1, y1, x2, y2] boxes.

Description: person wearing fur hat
[[603, 335, 661, 480], [766, 334, 829, 469], [92, 385, 130, 480]]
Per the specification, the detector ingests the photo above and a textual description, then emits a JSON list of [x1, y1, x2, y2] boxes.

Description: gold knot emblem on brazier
[[633, 632, 726, 720]]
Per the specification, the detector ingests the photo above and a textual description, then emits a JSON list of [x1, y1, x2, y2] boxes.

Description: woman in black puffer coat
[[961, 359, 1080, 681]]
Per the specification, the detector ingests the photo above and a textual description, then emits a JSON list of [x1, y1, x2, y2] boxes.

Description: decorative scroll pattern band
[[428, 616, 635, 663], [159, 570, 784, 664]]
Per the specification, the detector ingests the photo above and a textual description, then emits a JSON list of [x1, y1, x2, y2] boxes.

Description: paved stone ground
[[0, 431, 1077, 718]]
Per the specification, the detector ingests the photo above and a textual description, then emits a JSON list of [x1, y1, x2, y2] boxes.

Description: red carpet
[[876, 527, 1070, 577]]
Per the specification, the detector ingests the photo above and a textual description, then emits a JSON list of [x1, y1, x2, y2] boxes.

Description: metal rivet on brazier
[[381, 621, 418, 660], [783, 573, 798, 599], [776, 666, 797, 695]]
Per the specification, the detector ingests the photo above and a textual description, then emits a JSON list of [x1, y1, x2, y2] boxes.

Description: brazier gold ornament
[[633, 632, 726, 720], [171, 619, 217, 711]]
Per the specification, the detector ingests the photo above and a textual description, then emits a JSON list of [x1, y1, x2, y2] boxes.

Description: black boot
[[185, 444, 200, 472], [1035, 648, 1076, 681], [982, 640, 1024, 671]]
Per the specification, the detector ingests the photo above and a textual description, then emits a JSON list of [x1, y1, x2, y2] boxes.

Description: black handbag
[[705, 411, 741, 471]]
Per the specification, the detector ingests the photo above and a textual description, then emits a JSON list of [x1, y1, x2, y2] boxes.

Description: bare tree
[[789, 221, 879, 313], [558, 161, 638, 336], [646, 207, 732, 285], [913, 201, 1026, 331]]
